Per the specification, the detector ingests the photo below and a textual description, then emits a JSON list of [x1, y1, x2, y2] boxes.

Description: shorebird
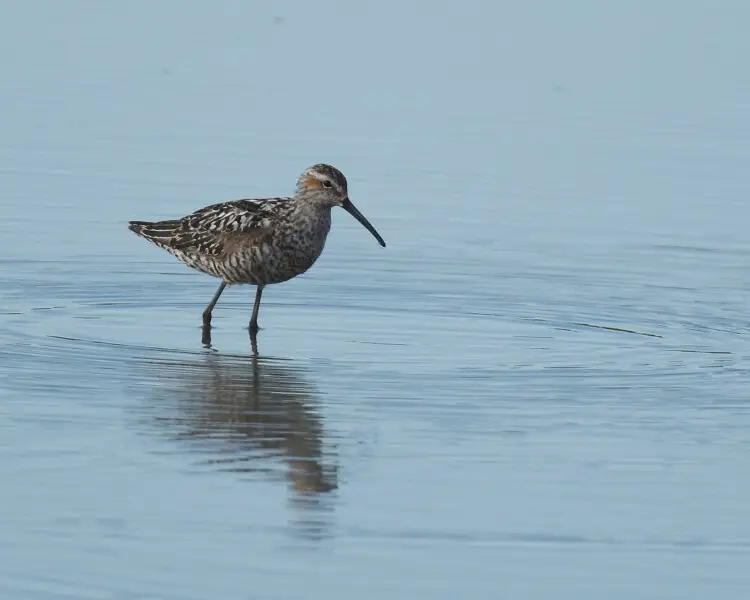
[[128, 164, 385, 334]]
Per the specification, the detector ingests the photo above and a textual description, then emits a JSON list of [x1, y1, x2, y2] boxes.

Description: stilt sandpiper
[[128, 164, 385, 336]]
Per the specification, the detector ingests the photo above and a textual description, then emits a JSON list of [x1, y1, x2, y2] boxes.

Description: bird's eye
[[322, 179, 333, 189]]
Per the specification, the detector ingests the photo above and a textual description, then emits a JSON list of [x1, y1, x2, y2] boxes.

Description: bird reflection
[[141, 344, 338, 523]]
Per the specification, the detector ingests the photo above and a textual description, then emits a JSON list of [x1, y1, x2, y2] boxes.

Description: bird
[[128, 164, 386, 336]]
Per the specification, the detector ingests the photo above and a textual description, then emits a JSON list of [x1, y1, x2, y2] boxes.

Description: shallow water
[[2, 1, 750, 599]]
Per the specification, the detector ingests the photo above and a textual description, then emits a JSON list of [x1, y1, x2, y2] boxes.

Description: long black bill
[[342, 197, 386, 247]]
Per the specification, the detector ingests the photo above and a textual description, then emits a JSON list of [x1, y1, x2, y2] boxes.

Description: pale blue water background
[[1, 1, 750, 598]]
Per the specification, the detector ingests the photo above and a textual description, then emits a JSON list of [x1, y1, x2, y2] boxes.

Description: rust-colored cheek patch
[[303, 174, 323, 189]]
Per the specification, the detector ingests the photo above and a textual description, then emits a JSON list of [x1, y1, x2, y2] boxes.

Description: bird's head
[[296, 164, 386, 247]]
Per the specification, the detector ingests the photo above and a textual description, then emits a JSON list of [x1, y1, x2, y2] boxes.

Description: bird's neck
[[292, 197, 332, 215], [290, 199, 332, 234]]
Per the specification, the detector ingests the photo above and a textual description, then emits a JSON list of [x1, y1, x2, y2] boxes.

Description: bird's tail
[[128, 220, 182, 247]]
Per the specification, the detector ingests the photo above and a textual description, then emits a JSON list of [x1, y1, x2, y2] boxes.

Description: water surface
[[1, 1, 750, 599]]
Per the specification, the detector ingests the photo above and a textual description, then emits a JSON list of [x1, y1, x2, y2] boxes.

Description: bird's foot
[[201, 323, 212, 347], [247, 323, 260, 356]]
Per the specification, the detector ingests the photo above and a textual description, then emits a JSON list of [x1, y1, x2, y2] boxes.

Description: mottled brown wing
[[186, 198, 287, 232], [171, 198, 288, 255]]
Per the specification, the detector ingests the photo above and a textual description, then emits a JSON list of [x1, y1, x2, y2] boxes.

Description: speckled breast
[[231, 207, 332, 286]]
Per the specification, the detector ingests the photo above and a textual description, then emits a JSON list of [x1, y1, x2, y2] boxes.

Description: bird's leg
[[202, 281, 227, 326], [249, 285, 264, 333], [249, 329, 258, 356]]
